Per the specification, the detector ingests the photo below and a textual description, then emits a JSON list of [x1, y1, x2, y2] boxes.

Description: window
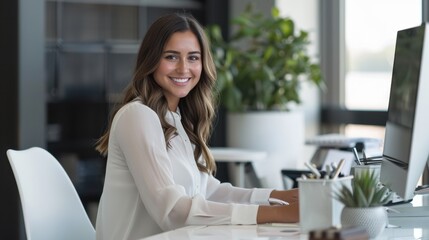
[[344, 1, 421, 139], [345, 0, 422, 110], [321, 0, 424, 140]]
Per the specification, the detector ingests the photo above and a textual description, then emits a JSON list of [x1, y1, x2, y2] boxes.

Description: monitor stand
[[384, 191, 413, 206], [385, 161, 429, 206]]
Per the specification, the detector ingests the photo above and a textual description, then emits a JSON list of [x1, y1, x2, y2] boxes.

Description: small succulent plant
[[335, 170, 392, 207]]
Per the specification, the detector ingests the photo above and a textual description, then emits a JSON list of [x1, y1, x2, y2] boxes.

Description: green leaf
[[206, 2, 324, 112], [355, 185, 369, 207], [334, 169, 393, 208], [271, 7, 280, 18], [279, 19, 294, 37]]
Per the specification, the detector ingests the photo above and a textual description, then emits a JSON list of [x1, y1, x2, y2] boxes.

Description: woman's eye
[[165, 55, 178, 60], [189, 55, 200, 61]]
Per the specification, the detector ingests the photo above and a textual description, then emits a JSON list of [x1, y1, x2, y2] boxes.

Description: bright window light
[[345, 0, 422, 110]]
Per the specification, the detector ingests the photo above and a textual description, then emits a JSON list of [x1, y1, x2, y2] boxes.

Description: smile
[[170, 77, 190, 83]]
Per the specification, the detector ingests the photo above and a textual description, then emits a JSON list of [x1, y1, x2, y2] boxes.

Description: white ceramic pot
[[341, 206, 387, 239], [226, 111, 305, 189]]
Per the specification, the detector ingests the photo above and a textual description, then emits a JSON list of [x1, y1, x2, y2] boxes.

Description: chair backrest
[[7, 147, 95, 240]]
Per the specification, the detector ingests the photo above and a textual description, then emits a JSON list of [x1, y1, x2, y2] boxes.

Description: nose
[[177, 59, 189, 74]]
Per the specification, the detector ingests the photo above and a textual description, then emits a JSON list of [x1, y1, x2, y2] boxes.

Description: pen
[[331, 159, 345, 179], [362, 149, 367, 164], [325, 165, 331, 176], [325, 165, 331, 179], [268, 197, 290, 205], [352, 147, 362, 165], [305, 162, 321, 178]]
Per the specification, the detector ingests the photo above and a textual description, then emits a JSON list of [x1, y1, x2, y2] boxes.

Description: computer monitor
[[380, 23, 429, 201]]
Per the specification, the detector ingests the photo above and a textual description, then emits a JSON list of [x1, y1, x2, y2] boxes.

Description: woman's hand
[[256, 188, 300, 224], [269, 188, 299, 204], [257, 202, 300, 223]]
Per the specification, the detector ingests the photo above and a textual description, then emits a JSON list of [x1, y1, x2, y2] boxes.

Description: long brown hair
[[96, 13, 217, 174]]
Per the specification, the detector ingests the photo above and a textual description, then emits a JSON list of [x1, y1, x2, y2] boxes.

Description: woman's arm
[[257, 203, 300, 223], [205, 176, 300, 223], [258, 188, 300, 223], [205, 175, 273, 204]]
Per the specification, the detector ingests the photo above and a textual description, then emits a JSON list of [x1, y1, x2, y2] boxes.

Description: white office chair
[[7, 147, 95, 240]]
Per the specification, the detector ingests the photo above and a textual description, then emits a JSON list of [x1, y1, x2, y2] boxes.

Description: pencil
[[332, 159, 345, 179]]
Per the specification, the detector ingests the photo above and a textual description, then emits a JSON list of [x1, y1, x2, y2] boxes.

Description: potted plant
[[335, 170, 392, 238], [206, 4, 324, 189], [206, 5, 323, 111]]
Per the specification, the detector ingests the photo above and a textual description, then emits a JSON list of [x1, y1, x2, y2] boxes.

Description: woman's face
[[154, 30, 202, 111]]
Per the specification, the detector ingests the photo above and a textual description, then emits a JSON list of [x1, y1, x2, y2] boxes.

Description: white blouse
[[96, 100, 273, 240]]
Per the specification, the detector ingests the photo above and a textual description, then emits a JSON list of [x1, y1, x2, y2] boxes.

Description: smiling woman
[[93, 13, 301, 240], [154, 31, 202, 110]]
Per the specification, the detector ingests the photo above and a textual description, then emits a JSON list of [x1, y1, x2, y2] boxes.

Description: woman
[[95, 13, 299, 240]]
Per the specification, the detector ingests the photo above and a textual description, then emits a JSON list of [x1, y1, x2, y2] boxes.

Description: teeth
[[171, 78, 189, 83]]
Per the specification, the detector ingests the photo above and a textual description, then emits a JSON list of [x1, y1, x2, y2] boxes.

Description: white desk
[[143, 223, 429, 240], [210, 147, 266, 188], [143, 195, 429, 240], [387, 194, 429, 229]]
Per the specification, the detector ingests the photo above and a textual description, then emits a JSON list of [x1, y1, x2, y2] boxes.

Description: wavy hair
[[96, 13, 217, 174]]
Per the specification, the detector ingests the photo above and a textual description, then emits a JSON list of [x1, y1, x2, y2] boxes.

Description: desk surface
[[143, 224, 429, 240], [143, 195, 429, 240]]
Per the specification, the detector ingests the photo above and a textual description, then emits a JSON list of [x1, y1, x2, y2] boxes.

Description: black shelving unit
[[44, 0, 229, 207]]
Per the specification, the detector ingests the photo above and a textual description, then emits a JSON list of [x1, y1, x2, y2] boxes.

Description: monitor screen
[[380, 23, 429, 201]]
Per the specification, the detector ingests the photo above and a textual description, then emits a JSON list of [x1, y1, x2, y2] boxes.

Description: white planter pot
[[226, 111, 305, 189], [341, 207, 387, 239]]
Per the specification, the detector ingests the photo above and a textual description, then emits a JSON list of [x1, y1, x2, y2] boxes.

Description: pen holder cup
[[297, 176, 353, 232], [351, 164, 381, 181]]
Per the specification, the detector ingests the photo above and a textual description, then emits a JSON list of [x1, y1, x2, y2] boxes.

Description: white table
[[143, 195, 429, 240], [210, 147, 266, 188], [143, 222, 429, 240]]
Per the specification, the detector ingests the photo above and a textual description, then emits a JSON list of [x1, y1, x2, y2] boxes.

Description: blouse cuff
[[250, 188, 273, 205], [231, 204, 259, 225]]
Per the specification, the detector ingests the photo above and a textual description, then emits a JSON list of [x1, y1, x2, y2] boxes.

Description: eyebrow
[[163, 50, 201, 55]]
